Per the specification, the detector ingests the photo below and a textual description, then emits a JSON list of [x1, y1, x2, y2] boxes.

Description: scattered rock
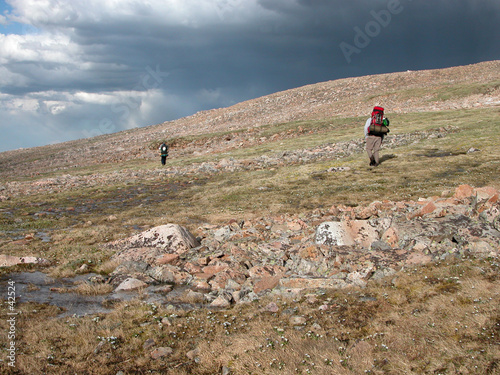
[[253, 275, 283, 294], [143, 338, 156, 350], [454, 184, 474, 200], [264, 302, 280, 313], [315, 222, 354, 246], [289, 316, 307, 326], [186, 347, 200, 361], [185, 290, 205, 304], [95, 185, 499, 307], [150, 347, 173, 360], [115, 278, 147, 291], [156, 253, 180, 265], [0, 255, 50, 268], [315, 220, 377, 247], [110, 224, 200, 258], [210, 295, 231, 308]]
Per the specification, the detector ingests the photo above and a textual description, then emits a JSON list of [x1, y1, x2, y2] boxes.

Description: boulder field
[[103, 184, 499, 306]]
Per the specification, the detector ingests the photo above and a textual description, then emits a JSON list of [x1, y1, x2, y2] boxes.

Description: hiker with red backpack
[[364, 106, 390, 167]]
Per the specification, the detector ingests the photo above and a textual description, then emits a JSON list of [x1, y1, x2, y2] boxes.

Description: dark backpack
[[369, 106, 389, 136], [160, 144, 169, 156]]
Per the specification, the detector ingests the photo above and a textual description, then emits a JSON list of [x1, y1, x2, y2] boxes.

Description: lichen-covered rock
[[115, 277, 147, 291], [315, 220, 377, 247], [111, 224, 199, 255], [0, 255, 50, 268]]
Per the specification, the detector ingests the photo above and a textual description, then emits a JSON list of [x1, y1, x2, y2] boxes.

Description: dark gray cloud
[[0, 0, 499, 151]]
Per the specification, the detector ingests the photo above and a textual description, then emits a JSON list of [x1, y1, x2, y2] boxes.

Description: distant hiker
[[159, 142, 169, 165], [364, 106, 390, 167]]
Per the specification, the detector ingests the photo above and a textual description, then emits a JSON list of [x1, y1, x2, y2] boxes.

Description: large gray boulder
[[110, 224, 200, 266], [315, 220, 378, 247], [0, 255, 50, 267]]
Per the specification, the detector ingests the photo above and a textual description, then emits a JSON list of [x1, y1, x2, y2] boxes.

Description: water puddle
[[37, 232, 52, 242], [1, 272, 111, 317], [1, 271, 201, 318]]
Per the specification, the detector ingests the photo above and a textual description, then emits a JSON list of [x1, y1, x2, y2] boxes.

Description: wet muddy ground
[[1, 271, 200, 317], [0, 180, 199, 240], [0, 180, 209, 316], [1, 271, 111, 317]]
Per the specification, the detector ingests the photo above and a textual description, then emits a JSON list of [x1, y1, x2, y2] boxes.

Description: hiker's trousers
[[365, 135, 382, 165]]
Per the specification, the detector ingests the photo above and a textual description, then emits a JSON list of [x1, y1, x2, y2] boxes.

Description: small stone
[[143, 338, 156, 350], [253, 275, 282, 294], [468, 241, 495, 257], [186, 348, 200, 360], [151, 347, 173, 360], [93, 340, 106, 354], [371, 240, 392, 251], [225, 278, 242, 291], [0, 255, 49, 268], [161, 317, 172, 326], [210, 295, 231, 308], [156, 253, 180, 265], [115, 277, 147, 291], [264, 302, 279, 313], [419, 201, 437, 216], [287, 221, 302, 231], [185, 290, 205, 304], [289, 316, 307, 326], [77, 264, 89, 273], [454, 184, 474, 200]]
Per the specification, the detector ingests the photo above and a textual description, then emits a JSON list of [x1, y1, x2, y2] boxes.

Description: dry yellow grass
[[1, 258, 498, 374]]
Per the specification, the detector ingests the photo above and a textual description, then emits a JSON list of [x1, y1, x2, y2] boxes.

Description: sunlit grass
[[1, 257, 497, 374]]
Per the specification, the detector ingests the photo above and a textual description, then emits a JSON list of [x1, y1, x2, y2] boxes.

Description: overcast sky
[[0, 0, 499, 152]]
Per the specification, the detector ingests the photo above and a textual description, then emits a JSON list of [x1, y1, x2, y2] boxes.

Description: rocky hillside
[[0, 60, 499, 178]]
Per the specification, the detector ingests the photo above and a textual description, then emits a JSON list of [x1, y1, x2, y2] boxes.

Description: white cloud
[[45, 101, 67, 115], [73, 92, 122, 105], [7, 0, 265, 29], [3, 97, 40, 112], [0, 33, 78, 64]]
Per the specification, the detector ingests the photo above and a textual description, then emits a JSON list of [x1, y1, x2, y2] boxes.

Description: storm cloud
[[0, 0, 499, 151]]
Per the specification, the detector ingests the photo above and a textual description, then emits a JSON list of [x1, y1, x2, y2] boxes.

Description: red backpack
[[369, 106, 389, 135]]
